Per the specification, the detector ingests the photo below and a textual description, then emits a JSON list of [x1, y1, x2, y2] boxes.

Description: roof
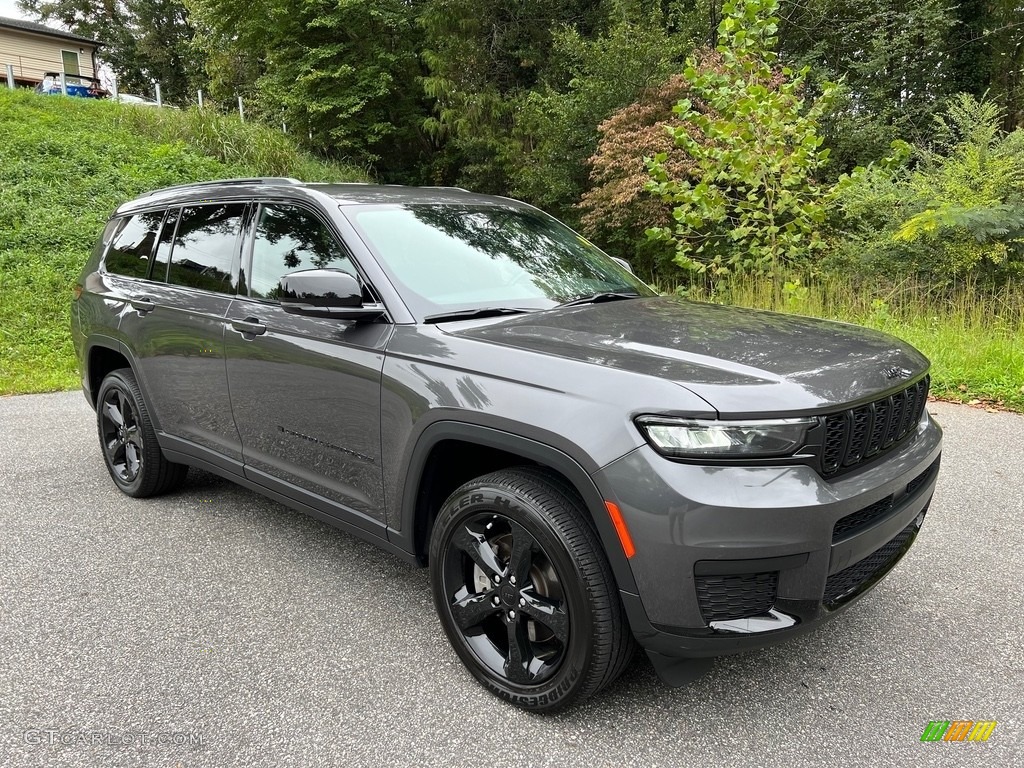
[[0, 16, 103, 47]]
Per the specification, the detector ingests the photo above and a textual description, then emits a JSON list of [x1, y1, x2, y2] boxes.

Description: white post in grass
[[237, 95, 245, 122], [6, 64, 14, 90], [59, 64, 68, 95], [155, 82, 162, 107], [110, 75, 118, 100], [197, 89, 204, 108], [282, 121, 287, 134]]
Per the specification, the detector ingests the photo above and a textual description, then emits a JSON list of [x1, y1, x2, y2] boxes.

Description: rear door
[[116, 203, 246, 466], [224, 201, 392, 528]]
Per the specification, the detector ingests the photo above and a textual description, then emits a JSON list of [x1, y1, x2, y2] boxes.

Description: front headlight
[[635, 416, 816, 458]]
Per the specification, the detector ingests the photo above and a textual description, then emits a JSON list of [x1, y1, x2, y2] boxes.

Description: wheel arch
[[84, 338, 132, 408], [392, 421, 639, 594], [83, 339, 160, 429]]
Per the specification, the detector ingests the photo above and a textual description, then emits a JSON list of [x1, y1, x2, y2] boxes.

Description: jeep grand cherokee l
[[71, 178, 942, 711]]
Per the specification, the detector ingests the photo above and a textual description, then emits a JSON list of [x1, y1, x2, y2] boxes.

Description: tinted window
[[249, 204, 356, 300], [104, 212, 163, 278], [150, 208, 179, 282], [166, 204, 245, 294]]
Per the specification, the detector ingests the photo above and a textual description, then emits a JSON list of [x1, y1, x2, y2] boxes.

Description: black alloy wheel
[[95, 368, 188, 497], [429, 467, 635, 711], [100, 386, 143, 485], [441, 511, 569, 686]]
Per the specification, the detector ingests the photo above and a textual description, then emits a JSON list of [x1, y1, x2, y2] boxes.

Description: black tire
[[96, 368, 188, 498], [429, 467, 635, 711]]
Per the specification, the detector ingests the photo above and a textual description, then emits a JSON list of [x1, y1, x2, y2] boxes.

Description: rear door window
[[104, 211, 164, 279], [165, 204, 245, 295]]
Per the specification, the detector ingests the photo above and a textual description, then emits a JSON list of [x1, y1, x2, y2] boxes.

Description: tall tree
[[647, 0, 837, 277], [419, 0, 611, 190], [19, 0, 204, 101], [188, 0, 430, 180], [509, 11, 699, 222]]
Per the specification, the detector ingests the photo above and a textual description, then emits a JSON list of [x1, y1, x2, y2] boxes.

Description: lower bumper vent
[[696, 572, 778, 623], [823, 516, 922, 608]]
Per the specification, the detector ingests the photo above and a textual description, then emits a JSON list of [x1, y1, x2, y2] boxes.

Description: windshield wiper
[[556, 291, 641, 308], [423, 307, 534, 324]]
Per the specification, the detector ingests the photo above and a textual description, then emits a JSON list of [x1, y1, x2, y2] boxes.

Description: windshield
[[343, 204, 654, 319]]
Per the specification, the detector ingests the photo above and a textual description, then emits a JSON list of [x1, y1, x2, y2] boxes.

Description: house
[[0, 16, 102, 88]]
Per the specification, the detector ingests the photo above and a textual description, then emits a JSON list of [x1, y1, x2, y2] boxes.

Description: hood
[[445, 297, 929, 416]]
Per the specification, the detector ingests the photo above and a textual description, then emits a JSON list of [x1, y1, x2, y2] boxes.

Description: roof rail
[[140, 177, 302, 197]]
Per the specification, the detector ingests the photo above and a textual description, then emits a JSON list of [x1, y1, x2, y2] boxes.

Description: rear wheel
[[429, 467, 635, 711], [96, 368, 187, 497]]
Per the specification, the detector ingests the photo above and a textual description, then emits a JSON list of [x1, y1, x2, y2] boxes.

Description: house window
[[60, 50, 80, 76]]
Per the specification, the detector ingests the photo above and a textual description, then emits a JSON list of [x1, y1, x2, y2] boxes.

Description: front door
[[224, 202, 391, 528]]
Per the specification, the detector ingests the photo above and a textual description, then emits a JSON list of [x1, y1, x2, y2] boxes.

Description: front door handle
[[230, 317, 267, 337], [129, 296, 155, 313]]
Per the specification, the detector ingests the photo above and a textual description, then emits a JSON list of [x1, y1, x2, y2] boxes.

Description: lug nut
[[519, 597, 525, 607], [508, 610, 516, 619], [510, 575, 517, 585], [492, 574, 501, 584], [492, 596, 500, 606]]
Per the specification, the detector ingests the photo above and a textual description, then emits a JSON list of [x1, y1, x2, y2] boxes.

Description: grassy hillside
[[0, 89, 366, 394]]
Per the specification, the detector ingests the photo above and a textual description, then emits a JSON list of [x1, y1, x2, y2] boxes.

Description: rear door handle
[[230, 317, 267, 336], [129, 297, 154, 313]]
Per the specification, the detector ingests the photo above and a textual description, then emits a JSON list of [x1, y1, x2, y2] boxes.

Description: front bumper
[[595, 411, 942, 659]]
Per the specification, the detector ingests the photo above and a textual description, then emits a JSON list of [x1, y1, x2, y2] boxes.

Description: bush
[[831, 94, 1024, 284], [645, 0, 837, 280]]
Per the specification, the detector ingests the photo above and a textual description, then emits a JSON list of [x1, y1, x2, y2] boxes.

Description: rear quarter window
[[103, 212, 164, 278]]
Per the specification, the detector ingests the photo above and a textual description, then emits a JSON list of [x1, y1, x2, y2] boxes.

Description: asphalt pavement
[[0, 392, 1021, 767]]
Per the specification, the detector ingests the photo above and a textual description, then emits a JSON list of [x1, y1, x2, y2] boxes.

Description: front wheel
[[96, 368, 187, 497], [429, 467, 635, 711]]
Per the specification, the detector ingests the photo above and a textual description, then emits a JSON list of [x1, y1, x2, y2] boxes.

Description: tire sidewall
[[430, 483, 597, 711]]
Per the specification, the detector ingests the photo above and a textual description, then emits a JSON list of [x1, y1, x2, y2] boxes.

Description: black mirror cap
[[278, 269, 386, 321], [279, 268, 362, 307]]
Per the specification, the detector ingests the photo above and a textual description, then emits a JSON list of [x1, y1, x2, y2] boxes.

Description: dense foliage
[[15, 0, 1024, 288]]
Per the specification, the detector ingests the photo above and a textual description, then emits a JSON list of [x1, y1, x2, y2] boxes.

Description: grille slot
[[907, 459, 940, 497], [820, 376, 929, 478], [824, 518, 921, 607], [695, 572, 778, 623], [844, 406, 872, 466], [832, 495, 895, 542]]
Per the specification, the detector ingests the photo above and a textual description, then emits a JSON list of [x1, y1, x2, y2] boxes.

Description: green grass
[[0, 89, 366, 395], [680, 276, 1024, 412]]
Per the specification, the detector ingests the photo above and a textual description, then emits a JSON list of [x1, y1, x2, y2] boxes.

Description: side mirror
[[278, 269, 386, 321], [611, 256, 635, 275]]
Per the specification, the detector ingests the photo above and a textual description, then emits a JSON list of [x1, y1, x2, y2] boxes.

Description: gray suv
[[71, 178, 942, 710]]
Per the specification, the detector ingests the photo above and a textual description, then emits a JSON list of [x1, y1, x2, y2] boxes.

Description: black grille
[[823, 518, 920, 607], [820, 376, 929, 478], [695, 572, 778, 623], [832, 495, 894, 542], [907, 459, 939, 496]]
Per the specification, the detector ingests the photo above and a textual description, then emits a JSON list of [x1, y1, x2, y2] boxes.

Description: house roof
[[0, 16, 103, 47]]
